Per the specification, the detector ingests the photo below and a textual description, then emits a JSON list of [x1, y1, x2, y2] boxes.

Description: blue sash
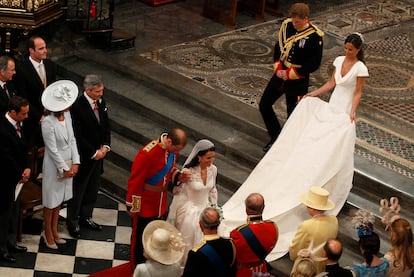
[[239, 225, 268, 260], [199, 243, 225, 276], [145, 152, 175, 185]]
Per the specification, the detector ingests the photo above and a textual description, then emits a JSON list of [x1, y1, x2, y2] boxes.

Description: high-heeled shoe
[[54, 238, 67, 245], [41, 231, 58, 249]]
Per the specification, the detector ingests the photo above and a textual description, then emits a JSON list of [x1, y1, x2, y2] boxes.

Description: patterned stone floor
[[139, 0, 414, 180]]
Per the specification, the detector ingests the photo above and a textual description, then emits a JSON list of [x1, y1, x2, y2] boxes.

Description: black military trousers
[[259, 74, 307, 141]]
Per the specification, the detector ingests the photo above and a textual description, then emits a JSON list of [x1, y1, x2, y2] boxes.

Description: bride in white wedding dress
[[219, 33, 369, 261], [167, 139, 217, 263]]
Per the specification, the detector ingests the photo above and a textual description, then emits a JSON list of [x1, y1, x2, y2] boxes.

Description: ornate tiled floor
[[0, 193, 131, 276], [140, 0, 414, 180]]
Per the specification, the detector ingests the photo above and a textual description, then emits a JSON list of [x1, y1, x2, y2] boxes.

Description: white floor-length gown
[[168, 164, 218, 262], [219, 56, 369, 261]]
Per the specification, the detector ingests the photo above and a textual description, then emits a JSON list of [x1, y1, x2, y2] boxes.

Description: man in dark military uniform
[[230, 193, 278, 277], [323, 239, 355, 277], [183, 207, 237, 277], [259, 2, 324, 152]]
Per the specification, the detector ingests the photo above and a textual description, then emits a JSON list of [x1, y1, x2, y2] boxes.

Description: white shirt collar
[[29, 56, 43, 68], [84, 91, 96, 105], [204, 234, 220, 241], [5, 112, 19, 127]]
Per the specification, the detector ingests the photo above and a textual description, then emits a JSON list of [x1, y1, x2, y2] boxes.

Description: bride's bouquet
[[210, 203, 224, 220]]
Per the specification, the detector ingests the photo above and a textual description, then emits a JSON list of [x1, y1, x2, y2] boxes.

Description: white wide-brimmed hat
[[41, 80, 78, 112], [300, 186, 335, 211], [142, 220, 185, 265]]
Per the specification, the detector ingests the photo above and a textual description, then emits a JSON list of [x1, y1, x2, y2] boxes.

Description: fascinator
[[41, 80, 78, 112], [291, 241, 327, 277], [379, 197, 401, 230], [351, 209, 375, 237], [183, 139, 215, 167], [296, 240, 327, 262]]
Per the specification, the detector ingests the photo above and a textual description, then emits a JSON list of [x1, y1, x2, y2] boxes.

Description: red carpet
[[89, 262, 133, 277]]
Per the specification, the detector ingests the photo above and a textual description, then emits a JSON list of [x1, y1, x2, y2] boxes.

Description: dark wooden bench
[[202, 0, 273, 28], [17, 147, 44, 242], [110, 28, 136, 50], [203, 0, 238, 28], [202, 0, 282, 28]]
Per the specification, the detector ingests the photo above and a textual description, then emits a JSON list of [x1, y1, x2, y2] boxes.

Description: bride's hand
[[350, 111, 356, 122], [179, 168, 191, 183]]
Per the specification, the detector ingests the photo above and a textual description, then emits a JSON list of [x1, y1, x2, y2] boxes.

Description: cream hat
[[300, 186, 335, 211], [41, 80, 78, 112], [143, 220, 185, 265]]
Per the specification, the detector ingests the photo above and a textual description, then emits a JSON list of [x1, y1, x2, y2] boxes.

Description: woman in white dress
[[219, 33, 369, 261], [41, 81, 80, 249], [167, 139, 218, 262]]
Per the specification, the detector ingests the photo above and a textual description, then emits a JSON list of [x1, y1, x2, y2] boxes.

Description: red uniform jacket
[[126, 137, 180, 218], [230, 216, 278, 277]]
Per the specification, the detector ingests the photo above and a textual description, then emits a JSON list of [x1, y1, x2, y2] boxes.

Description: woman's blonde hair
[[290, 258, 317, 277]]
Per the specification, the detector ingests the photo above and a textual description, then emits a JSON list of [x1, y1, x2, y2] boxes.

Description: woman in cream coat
[[41, 80, 80, 249]]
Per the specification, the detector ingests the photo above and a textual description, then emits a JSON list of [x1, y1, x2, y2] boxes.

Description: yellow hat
[[300, 186, 335, 211]]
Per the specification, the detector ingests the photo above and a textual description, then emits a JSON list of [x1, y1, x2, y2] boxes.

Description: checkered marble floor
[[0, 193, 132, 276]]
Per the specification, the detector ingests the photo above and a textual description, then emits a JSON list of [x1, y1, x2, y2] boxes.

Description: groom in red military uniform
[[126, 128, 190, 269], [230, 193, 279, 277]]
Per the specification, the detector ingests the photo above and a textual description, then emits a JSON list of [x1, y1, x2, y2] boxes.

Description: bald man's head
[[324, 239, 343, 262], [245, 193, 265, 215], [199, 207, 220, 231]]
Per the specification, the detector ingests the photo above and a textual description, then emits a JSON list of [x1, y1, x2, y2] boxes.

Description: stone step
[[55, 54, 255, 196], [108, 126, 251, 194], [354, 156, 414, 217], [56, 54, 266, 170], [100, 157, 130, 202]]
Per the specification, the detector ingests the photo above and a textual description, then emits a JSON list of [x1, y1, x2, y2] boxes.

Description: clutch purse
[[57, 160, 73, 178]]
